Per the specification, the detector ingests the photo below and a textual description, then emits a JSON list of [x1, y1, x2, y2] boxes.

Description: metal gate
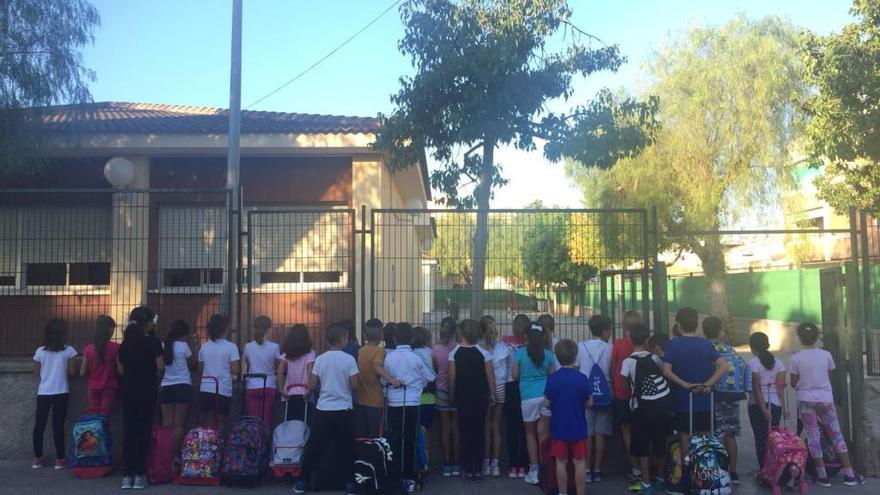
[[599, 269, 651, 340]]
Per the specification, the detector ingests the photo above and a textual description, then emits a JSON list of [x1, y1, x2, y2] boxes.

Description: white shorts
[[521, 397, 551, 422], [494, 382, 506, 404]]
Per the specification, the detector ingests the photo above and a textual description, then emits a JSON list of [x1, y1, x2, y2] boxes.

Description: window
[[158, 206, 228, 290], [24, 262, 111, 287], [70, 263, 111, 285], [163, 268, 223, 288], [26, 263, 66, 286], [0, 276, 14, 286], [303, 271, 342, 283], [260, 272, 300, 284]]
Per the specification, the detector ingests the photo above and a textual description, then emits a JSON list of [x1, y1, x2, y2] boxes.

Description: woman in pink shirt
[[276, 324, 315, 421], [80, 315, 119, 416], [432, 317, 460, 477]]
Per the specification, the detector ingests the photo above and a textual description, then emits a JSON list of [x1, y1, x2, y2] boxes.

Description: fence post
[[847, 207, 866, 472]]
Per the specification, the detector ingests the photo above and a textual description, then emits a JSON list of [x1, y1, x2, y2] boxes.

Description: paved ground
[[0, 461, 872, 494]]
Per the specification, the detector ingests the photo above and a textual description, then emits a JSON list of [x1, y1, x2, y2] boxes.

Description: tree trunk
[[693, 236, 732, 333], [568, 287, 577, 317], [470, 141, 494, 319]]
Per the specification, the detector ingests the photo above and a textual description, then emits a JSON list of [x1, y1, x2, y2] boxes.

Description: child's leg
[[173, 402, 189, 446], [573, 457, 587, 495], [491, 402, 504, 459], [101, 389, 117, 417], [161, 402, 174, 425], [300, 409, 329, 484], [261, 388, 276, 426], [51, 394, 69, 459], [555, 457, 569, 493], [438, 410, 451, 464], [815, 402, 854, 469], [747, 403, 768, 468], [537, 414, 550, 449], [404, 406, 418, 479], [524, 421, 539, 466], [245, 388, 259, 418], [86, 389, 101, 411], [451, 409, 460, 465], [483, 404, 492, 462], [723, 434, 737, 474], [799, 402, 825, 469], [32, 395, 52, 458]]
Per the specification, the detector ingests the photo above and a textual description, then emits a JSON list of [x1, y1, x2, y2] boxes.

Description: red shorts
[[550, 438, 589, 460]]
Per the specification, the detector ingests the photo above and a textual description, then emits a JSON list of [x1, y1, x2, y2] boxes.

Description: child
[[432, 317, 460, 477], [747, 331, 785, 469], [482, 315, 511, 477], [621, 322, 672, 494], [662, 308, 727, 449], [703, 316, 744, 483], [648, 333, 669, 358], [277, 324, 316, 422], [340, 319, 360, 359], [383, 322, 397, 350], [544, 339, 592, 495], [578, 314, 613, 483], [611, 310, 642, 482], [538, 313, 557, 348], [790, 322, 865, 486], [355, 318, 398, 438], [295, 324, 359, 494], [449, 319, 494, 482], [117, 309, 165, 489], [243, 315, 281, 426], [385, 322, 437, 493], [412, 326, 436, 468], [81, 315, 119, 417], [197, 314, 240, 429], [160, 320, 196, 445], [503, 314, 530, 478], [512, 322, 558, 485], [32, 319, 79, 470]]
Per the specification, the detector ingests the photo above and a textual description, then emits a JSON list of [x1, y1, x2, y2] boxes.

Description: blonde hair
[[481, 315, 498, 349]]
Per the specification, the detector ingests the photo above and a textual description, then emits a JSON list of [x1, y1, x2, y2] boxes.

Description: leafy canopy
[[802, 0, 880, 211], [521, 211, 597, 289]]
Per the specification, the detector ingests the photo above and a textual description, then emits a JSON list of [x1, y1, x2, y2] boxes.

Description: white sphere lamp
[[104, 157, 136, 188]]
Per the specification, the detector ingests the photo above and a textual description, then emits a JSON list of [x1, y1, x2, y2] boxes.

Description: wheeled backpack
[[685, 392, 732, 495], [270, 385, 309, 479], [68, 408, 113, 479], [221, 374, 270, 486], [174, 377, 222, 486], [353, 437, 393, 494]]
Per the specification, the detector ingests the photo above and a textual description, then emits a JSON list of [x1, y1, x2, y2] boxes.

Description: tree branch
[[561, 20, 608, 46]]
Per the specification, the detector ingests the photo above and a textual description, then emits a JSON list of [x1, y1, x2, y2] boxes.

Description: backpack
[[174, 426, 223, 485], [69, 411, 112, 468], [582, 343, 612, 408], [758, 427, 808, 495], [713, 342, 750, 401], [221, 415, 269, 485], [665, 438, 687, 495], [271, 419, 308, 467], [353, 438, 393, 494], [686, 433, 732, 495], [632, 354, 674, 415], [146, 424, 175, 484]]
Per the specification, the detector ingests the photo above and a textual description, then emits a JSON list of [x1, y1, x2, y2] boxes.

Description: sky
[[82, 0, 855, 208]]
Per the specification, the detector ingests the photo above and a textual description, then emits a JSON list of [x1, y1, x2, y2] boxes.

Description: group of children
[[30, 305, 868, 493]]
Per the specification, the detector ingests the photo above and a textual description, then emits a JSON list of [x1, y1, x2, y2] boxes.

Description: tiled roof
[[33, 101, 381, 135]]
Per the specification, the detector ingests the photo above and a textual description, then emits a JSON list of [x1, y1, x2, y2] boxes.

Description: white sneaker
[[482, 459, 491, 476], [586, 470, 592, 483], [121, 476, 133, 490], [524, 469, 540, 485]]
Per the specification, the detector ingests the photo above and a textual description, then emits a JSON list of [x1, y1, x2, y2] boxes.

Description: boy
[[621, 322, 673, 494], [354, 318, 400, 438], [384, 322, 436, 493], [662, 308, 727, 449], [296, 324, 360, 495], [577, 314, 613, 483], [611, 310, 642, 481], [544, 339, 592, 495], [702, 316, 743, 484]]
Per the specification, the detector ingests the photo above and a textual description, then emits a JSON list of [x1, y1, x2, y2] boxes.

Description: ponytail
[[163, 320, 190, 366], [94, 315, 116, 363], [749, 332, 775, 371], [526, 323, 546, 367]]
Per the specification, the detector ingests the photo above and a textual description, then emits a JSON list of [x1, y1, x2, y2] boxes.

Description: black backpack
[[632, 354, 674, 415], [353, 437, 393, 494]]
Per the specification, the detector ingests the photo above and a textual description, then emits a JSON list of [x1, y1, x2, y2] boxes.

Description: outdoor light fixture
[[103, 156, 135, 188]]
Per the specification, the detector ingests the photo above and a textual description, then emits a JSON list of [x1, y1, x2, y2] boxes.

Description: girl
[[512, 321, 558, 485], [81, 315, 119, 417], [276, 324, 315, 421], [481, 315, 510, 478], [747, 331, 785, 469], [341, 319, 360, 358], [383, 322, 397, 351], [243, 315, 281, 426], [412, 326, 436, 469], [159, 320, 196, 445], [197, 314, 240, 430], [32, 319, 79, 470], [448, 319, 494, 482], [432, 317, 459, 477], [117, 308, 165, 489], [503, 314, 530, 478], [790, 322, 865, 486]]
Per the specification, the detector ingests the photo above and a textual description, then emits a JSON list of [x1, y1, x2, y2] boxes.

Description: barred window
[[157, 206, 228, 290]]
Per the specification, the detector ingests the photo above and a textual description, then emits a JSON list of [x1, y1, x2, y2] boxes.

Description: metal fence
[[0, 189, 234, 355]]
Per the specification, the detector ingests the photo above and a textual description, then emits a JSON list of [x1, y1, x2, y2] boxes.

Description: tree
[[0, 0, 99, 174], [374, 0, 656, 316], [521, 211, 597, 316], [569, 16, 806, 323], [802, 0, 880, 212]]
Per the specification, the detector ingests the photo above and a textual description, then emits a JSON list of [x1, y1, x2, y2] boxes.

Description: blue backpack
[[581, 343, 613, 408], [69, 411, 112, 468], [713, 342, 750, 401]]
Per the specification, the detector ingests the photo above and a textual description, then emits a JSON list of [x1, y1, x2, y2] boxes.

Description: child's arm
[[79, 355, 89, 377], [662, 362, 693, 390], [231, 359, 241, 377], [752, 371, 771, 420], [790, 372, 799, 390], [485, 360, 496, 405], [309, 372, 320, 392], [511, 361, 520, 381], [448, 361, 456, 402], [703, 357, 728, 390], [276, 360, 287, 395], [155, 354, 165, 378], [116, 356, 125, 376], [69, 354, 80, 376], [775, 371, 788, 418], [186, 339, 198, 368], [373, 362, 401, 388], [349, 372, 360, 392]]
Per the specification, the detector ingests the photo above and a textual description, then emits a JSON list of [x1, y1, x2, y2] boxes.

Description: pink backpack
[[760, 426, 808, 495]]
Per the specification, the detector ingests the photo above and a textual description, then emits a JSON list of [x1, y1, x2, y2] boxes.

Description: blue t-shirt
[[663, 336, 721, 412], [544, 367, 592, 441], [515, 347, 558, 400]]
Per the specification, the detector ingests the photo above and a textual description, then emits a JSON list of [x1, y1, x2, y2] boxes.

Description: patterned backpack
[[686, 434, 732, 495], [69, 411, 112, 468], [632, 354, 674, 416], [221, 416, 269, 485], [713, 341, 750, 401], [175, 426, 223, 484], [759, 427, 808, 495]]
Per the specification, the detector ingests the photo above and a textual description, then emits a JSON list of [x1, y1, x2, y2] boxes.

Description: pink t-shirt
[[283, 350, 316, 396], [431, 343, 453, 391], [790, 347, 835, 403], [83, 342, 120, 390]]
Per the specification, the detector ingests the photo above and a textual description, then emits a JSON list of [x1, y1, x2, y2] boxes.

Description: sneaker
[[491, 463, 500, 477], [627, 471, 641, 482], [815, 477, 832, 487], [475, 472, 484, 483], [451, 465, 461, 477], [843, 474, 866, 486], [121, 476, 134, 490], [508, 467, 519, 478], [404, 479, 417, 493], [592, 471, 602, 483], [730, 472, 740, 485], [31, 457, 43, 469], [628, 481, 653, 493], [586, 469, 592, 483], [132, 476, 147, 490], [54, 458, 66, 470], [482, 459, 492, 476], [524, 468, 540, 485], [517, 467, 527, 478], [293, 479, 307, 494], [345, 482, 356, 495], [443, 464, 453, 477]]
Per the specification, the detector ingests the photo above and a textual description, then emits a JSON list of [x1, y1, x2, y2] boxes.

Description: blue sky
[[83, 0, 855, 207]]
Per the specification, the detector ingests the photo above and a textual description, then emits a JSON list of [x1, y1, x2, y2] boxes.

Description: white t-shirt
[[198, 339, 241, 397], [790, 348, 835, 403], [748, 356, 785, 407], [620, 351, 664, 410], [33, 345, 78, 395], [577, 339, 612, 379], [489, 342, 511, 385], [243, 340, 281, 389], [312, 350, 359, 411], [161, 341, 192, 387]]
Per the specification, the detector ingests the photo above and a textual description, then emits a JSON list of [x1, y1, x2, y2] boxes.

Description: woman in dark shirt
[[117, 307, 164, 490]]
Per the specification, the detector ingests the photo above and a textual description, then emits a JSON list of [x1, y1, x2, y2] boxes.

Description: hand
[[489, 394, 496, 406], [762, 407, 772, 422], [784, 408, 791, 420]]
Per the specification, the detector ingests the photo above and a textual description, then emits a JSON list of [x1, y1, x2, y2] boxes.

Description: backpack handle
[[688, 387, 714, 435]]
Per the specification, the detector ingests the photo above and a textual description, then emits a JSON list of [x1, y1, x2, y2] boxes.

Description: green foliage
[[801, 0, 880, 212], [428, 212, 526, 284], [0, 0, 99, 174], [521, 211, 597, 289]]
